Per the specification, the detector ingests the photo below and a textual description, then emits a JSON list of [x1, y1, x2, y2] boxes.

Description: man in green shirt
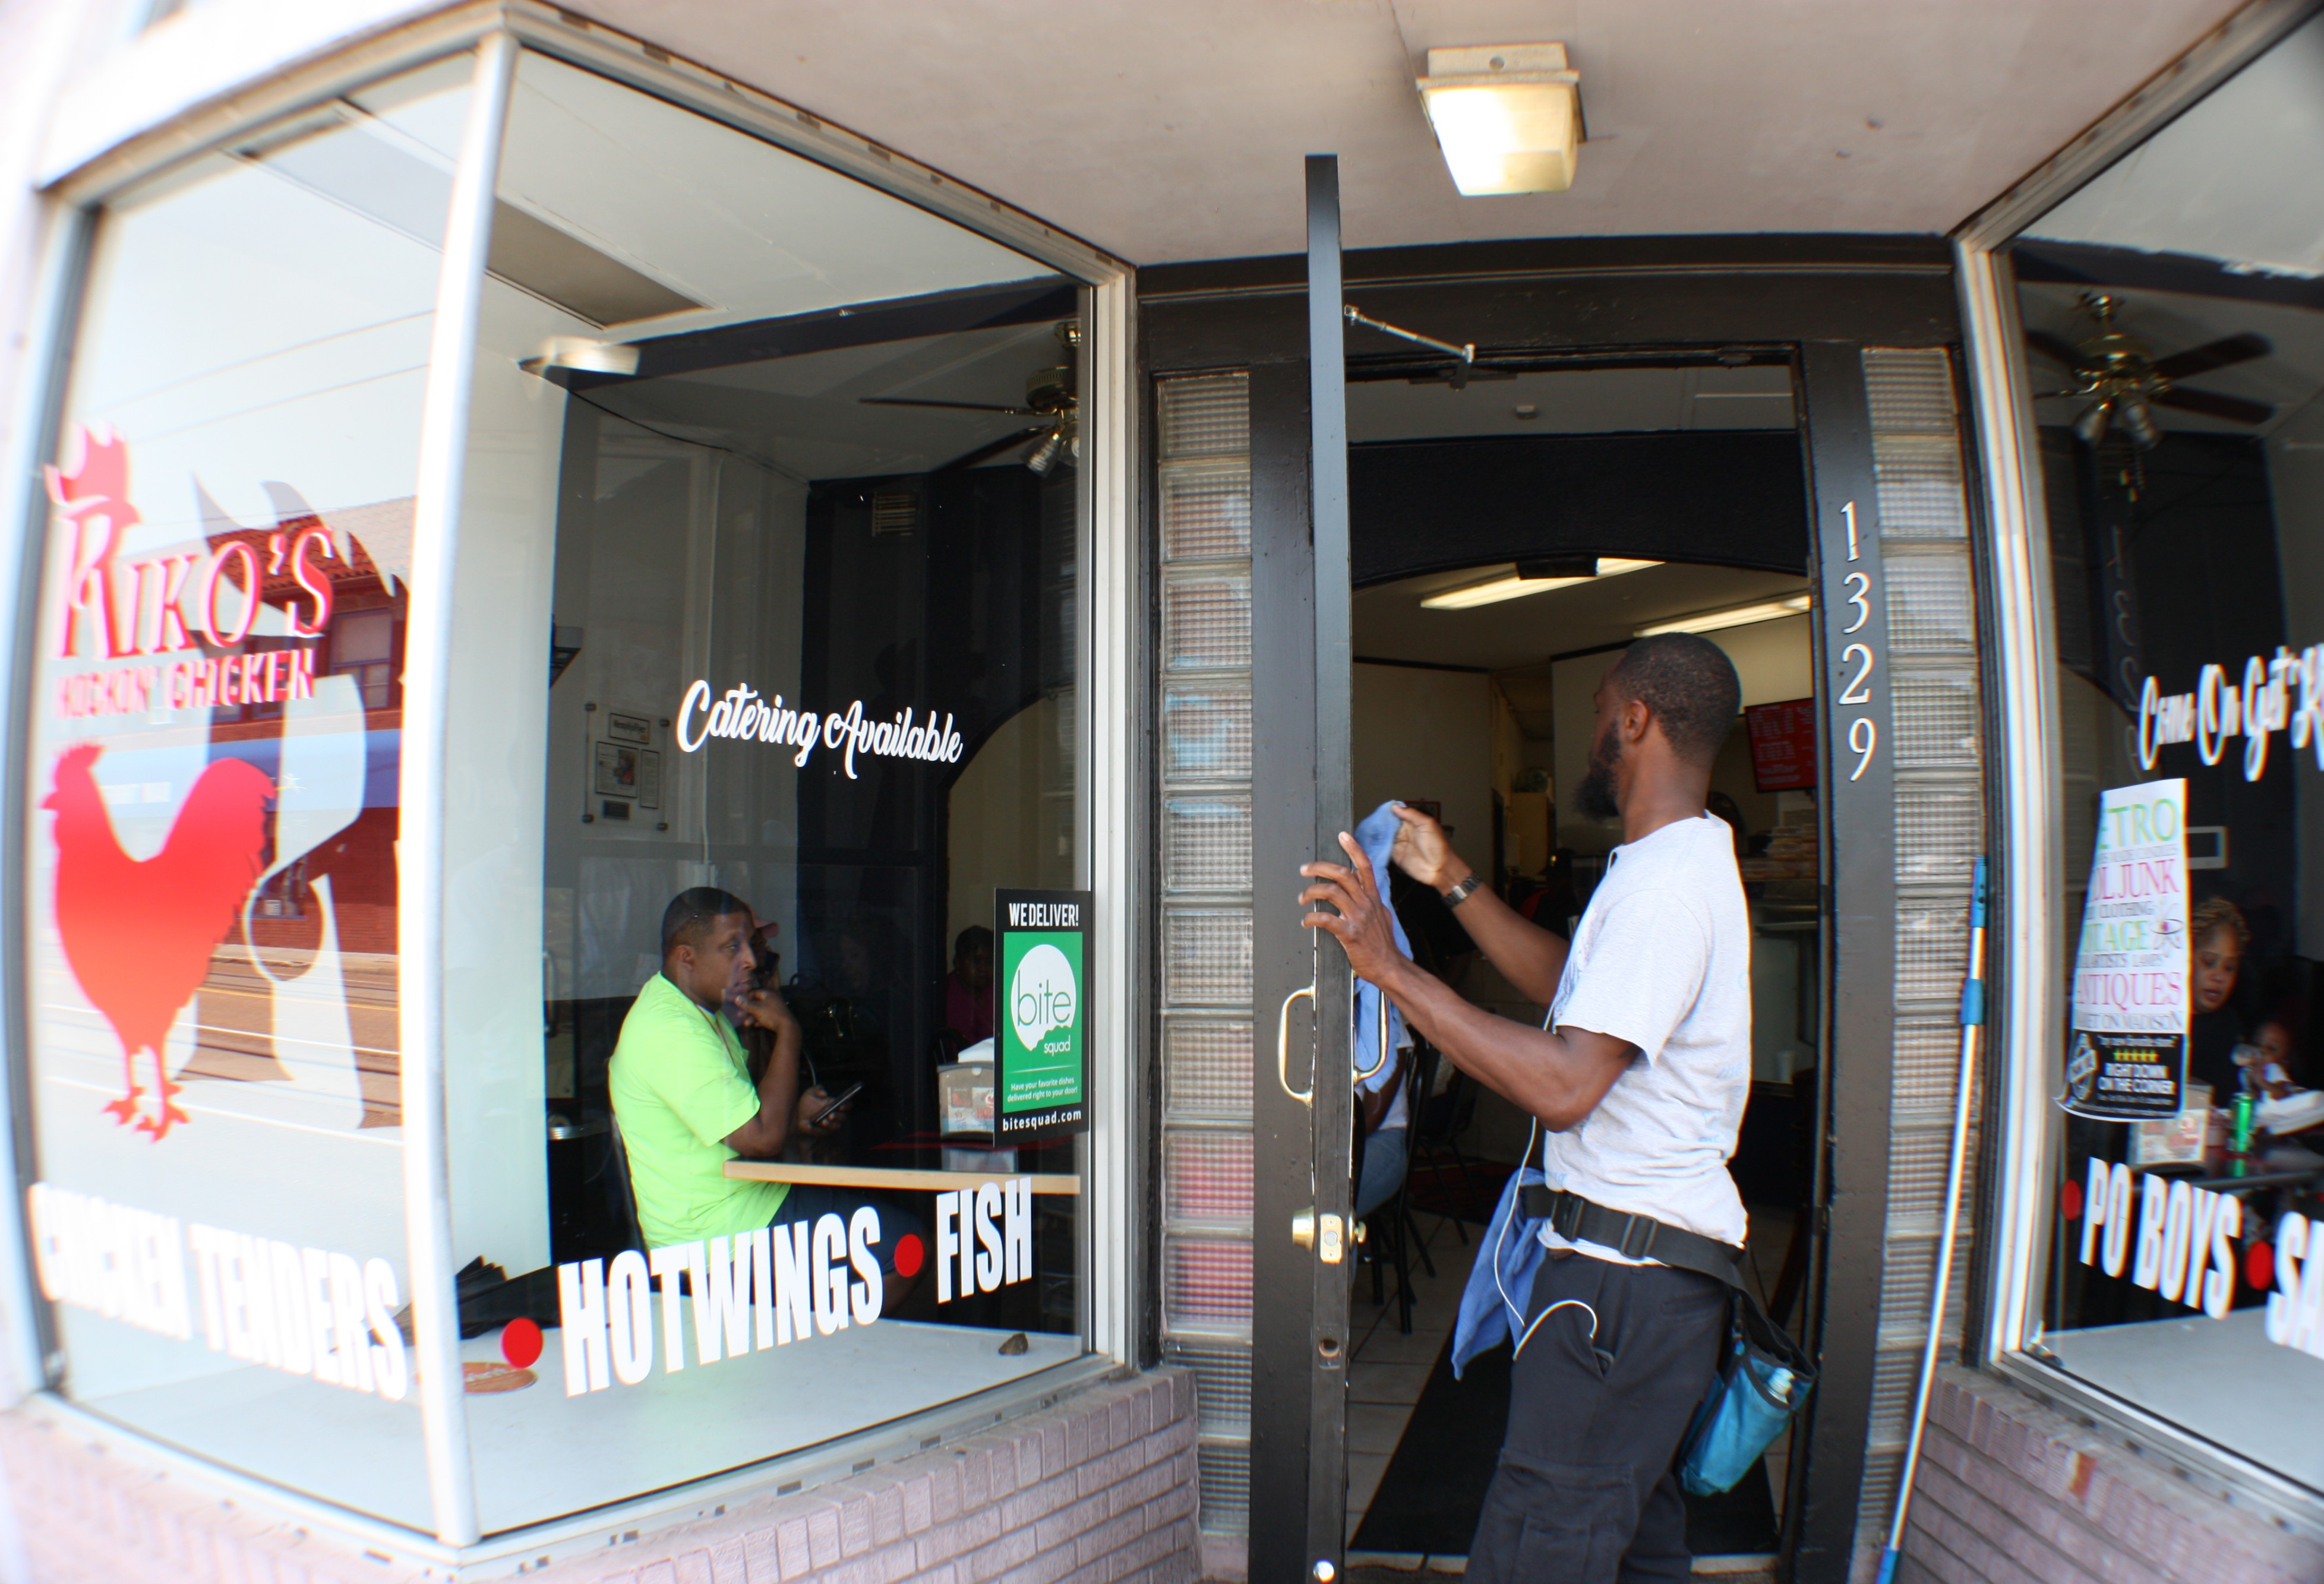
[[610, 887, 845, 1249]]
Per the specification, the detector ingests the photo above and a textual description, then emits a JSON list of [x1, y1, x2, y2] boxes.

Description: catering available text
[[675, 678, 964, 779]]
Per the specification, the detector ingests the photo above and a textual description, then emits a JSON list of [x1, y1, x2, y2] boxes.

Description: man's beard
[[1575, 728, 1622, 823]]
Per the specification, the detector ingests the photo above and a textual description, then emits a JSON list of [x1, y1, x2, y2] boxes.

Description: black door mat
[[1349, 1333, 1778, 1559]]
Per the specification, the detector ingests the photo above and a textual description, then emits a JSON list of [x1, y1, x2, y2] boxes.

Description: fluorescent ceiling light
[[1635, 594, 1812, 638], [1421, 558, 1659, 611], [1417, 44, 1581, 197]]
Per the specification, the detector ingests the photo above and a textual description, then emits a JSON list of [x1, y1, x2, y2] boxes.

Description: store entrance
[[1327, 363, 1824, 1572]]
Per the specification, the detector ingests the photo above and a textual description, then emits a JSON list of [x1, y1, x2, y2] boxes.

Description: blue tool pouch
[[1677, 1284, 1817, 1496]]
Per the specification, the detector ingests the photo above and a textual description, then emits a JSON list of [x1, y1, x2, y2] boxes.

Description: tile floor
[[1341, 1197, 1802, 1574], [1343, 1203, 1480, 1561]]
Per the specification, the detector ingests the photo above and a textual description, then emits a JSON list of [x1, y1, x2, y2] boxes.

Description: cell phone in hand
[[807, 1080, 864, 1126]]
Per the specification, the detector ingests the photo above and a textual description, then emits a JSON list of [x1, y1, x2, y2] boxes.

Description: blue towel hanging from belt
[[1451, 1158, 1548, 1378], [1352, 801, 1413, 1086]]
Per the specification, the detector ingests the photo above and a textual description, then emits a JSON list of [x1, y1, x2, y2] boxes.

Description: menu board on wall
[[1745, 698, 1816, 792], [994, 889, 1091, 1140], [2063, 778, 2191, 1121]]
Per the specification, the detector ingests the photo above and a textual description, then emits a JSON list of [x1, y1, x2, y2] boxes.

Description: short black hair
[[954, 924, 993, 960], [662, 887, 752, 957], [1609, 633, 1741, 767]]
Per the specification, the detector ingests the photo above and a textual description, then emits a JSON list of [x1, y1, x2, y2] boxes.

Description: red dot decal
[[2059, 1180, 2083, 1222], [2247, 1240, 2275, 1294], [894, 1234, 925, 1278], [501, 1317, 544, 1368]]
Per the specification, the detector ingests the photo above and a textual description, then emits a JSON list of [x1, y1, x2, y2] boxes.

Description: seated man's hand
[[1390, 804, 1468, 891], [794, 1086, 845, 1135], [732, 984, 799, 1035]]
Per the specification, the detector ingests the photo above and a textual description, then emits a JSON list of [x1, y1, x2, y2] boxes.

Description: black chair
[[1407, 1040, 1484, 1245], [1356, 1045, 1448, 1336], [603, 1113, 647, 1252], [1365, 1144, 1436, 1336]]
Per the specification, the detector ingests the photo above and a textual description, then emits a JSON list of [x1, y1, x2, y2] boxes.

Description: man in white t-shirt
[[1302, 631, 1750, 1583]]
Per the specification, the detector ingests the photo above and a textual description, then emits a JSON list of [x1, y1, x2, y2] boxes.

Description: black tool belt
[[1520, 1184, 1745, 1289]]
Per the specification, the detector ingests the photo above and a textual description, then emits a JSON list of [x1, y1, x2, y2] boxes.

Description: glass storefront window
[[20, 31, 1110, 1535], [20, 54, 477, 1526], [2016, 12, 2324, 1490], [441, 50, 1091, 1529]]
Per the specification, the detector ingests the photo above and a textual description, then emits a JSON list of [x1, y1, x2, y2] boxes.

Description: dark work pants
[[1467, 1250, 1731, 1584]]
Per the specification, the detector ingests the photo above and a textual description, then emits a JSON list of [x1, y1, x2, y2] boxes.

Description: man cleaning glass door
[[1302, 634, 1753, 1582]]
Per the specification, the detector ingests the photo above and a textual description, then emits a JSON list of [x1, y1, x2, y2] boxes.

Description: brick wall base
[[0, 1368, 1199, 1584], [1895, 1365, 2324, 1584]]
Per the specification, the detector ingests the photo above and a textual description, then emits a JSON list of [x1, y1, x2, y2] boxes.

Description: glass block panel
[[1164, 1019, 1253, 1119], [1884, 1118, 1954, 1222], [1164, 909, 1253, 1007], [1892, 1017, 1965, 1113], [1166, 1341, 1254, 1435], [1861, 347, 1956, 431], [1161, 459, 1252, 562], [1163, 572, 1253, 672], [1855, 1447, 1905, 1541], [1164, 793, 1253, 893], [1166, 1236, 1254, 1327], [1892, 671, 1980, 768], [1896, 902, 1970, 1004], [1158, 373, 1251, 460], [1873, 434, 1967, 538], [1885, 551, 1976, 653], [1197, 1438, 1251, 1533], [1875, 1221, 1974, 1343], [1164, 684, 1253, 783], [1895, 783, 1981, 884], [1164, 1129, 1255, 1226]]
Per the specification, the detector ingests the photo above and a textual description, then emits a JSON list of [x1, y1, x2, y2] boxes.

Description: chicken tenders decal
[[45, 745, 273, 1139]]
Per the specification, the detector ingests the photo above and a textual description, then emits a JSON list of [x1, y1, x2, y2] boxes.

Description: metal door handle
[[1352, 968, 1391, 1084], [1277, 982, 1316, 1106]]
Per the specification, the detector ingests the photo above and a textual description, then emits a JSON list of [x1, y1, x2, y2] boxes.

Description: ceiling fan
[[860, 320, 1081, 473], [2026, 293, 2274, 449]]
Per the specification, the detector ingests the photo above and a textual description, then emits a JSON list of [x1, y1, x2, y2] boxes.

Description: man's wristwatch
[[1442, 874, 1484, 908]]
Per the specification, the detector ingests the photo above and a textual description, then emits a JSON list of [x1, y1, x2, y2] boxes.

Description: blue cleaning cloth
[[1352, 802, 1414, 1092], [1451, 1159, 1549, 1378]]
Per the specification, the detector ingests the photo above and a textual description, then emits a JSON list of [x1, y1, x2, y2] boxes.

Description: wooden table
[[724, 1160, 1080, 1195]]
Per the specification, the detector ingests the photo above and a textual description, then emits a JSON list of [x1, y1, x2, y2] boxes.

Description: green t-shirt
[[610, 972, 789, 1248]]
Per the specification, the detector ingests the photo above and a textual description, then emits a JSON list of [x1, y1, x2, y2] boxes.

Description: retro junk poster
[[2064, 779, 2191, 1121], [995, 890, 1091, 1140]]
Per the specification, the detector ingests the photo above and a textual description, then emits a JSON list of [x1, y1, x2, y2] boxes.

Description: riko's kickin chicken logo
[[38, 425, 409, 1140]]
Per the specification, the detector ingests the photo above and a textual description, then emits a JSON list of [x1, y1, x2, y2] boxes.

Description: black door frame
[[1139, 233, 1961, 1584]]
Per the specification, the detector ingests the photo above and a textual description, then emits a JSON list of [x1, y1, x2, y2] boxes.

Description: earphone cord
[[1495, 1115, 1599, 1358]]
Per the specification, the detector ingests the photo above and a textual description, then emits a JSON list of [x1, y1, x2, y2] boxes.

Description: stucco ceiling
[[582, 0, 2244, 265]]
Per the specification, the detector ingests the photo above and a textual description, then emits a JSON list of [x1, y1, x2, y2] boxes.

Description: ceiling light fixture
[[1417, 43, 1583, 196], [1635, 594, 1812, 638], [520, 336, 639, 377], [1421, 557, 1658, 611]]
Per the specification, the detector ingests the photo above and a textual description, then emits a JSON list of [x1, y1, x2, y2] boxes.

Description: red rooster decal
[[44, 744, 273, 1139]]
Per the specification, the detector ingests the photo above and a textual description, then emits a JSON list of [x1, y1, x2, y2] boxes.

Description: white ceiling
[[2027, 11, 2324, 279], [593, 317, 1072, 479], [584, 0, 2243, 264], [1355, 561, 1808, 673]]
